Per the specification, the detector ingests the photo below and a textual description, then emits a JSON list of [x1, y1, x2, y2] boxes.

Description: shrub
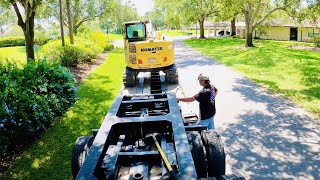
[[81, 30, 114, 51], [89, 30, 108, 49], [0, 36, 25, 47], [232, 35, 240, 39], [104, 43, 114, 51], [0, 36, 52, 48], [0, 59, 77, 156], [35, 36, 52, 46], [42, 37, 103, 67], [75, 37, 103, 58], [312, 36, 320, 47], [59, 45, 86, 66]]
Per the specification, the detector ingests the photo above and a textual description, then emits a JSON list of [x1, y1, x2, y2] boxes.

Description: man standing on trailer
[[177, 74, 217, 129]]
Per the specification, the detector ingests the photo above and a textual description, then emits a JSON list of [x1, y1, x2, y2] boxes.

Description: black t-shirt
[[193, 84, 217, 120]]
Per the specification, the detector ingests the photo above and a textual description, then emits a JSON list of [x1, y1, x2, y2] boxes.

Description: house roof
[[190, 21, 230, 27], [236, 18, 320, 28]]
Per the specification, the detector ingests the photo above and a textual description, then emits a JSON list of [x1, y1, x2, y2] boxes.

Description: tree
[[70, 0, 116, 34], [155, 0, 218, 38], [66, 0, 74, 44], [181, 0, 218, 38], [0, 5, 15, 35], [215, 0, 241, 36], [59, 0, 65, 46], [218, 0, 301, 47], [1, 0, 44, 62], [40, 0, 116, 35], [154, 0, 183, 29], [303, 0, 320, 24], [145, 10, 165, 30], [101, 1, 138, 33]]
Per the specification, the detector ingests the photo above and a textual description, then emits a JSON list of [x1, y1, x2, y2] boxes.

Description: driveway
[[174, 40, 320, 179]]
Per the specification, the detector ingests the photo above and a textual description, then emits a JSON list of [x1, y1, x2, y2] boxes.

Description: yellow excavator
[[122, 20, 178, 87]]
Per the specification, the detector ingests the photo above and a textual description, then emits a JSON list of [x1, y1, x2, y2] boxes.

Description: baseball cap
[[197, 73, 210, 81]]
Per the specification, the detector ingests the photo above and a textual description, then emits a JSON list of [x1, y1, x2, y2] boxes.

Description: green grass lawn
[[0, 46, 44, 68], [184, 38, 320, 118], [0, 46, 27, 66], [107, 33, 123, 42], [4, 49, 126, 179]]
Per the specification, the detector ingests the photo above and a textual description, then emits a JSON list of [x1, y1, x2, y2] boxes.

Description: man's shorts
[[196, 116, 214, 130]]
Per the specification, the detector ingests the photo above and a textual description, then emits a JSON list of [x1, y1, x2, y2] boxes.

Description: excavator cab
[[125, 23, 146, 40], [122, 20, 178, 87]]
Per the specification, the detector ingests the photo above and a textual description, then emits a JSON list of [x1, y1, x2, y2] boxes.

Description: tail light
[[163, 57, 167, 62], [138, 59, 143, 64]]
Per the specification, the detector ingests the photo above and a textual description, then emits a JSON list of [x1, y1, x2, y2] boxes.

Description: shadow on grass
[[5, 50, 125, 179], [252, 77, 319, 115], [182, 38, 277, 68], [299, 62, 320, 87], [221, 78, 320, 179]]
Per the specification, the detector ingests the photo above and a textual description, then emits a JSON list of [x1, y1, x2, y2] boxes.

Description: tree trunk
[[12, 1, 35, 62], [73, 0, 80, 35], [24, 28, 35, 62], [199, 18, 205, 39], [66, 0, 74, 44], [59, 0, 65, 46], [231, 17, 236, 36], [244, 3, 254, 47], [245, 31, 254, 47], [24, 12, 35, 62]]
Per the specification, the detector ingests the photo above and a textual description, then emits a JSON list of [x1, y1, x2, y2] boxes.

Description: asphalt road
[[174, 39, 320, 180]]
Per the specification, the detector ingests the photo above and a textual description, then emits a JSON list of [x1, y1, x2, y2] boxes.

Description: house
[[187, 21, 231, 37], [235, 19, 320, 42]]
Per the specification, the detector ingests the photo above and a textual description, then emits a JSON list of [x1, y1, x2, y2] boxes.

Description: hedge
[[0, 60, 77, 156], [0, 36, 51, 48]]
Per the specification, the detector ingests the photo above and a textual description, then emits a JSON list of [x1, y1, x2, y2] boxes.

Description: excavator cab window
[[126, 23, 146, 41]]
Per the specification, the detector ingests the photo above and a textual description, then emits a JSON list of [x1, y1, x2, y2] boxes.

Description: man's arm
[[177, 97, 195, 102]]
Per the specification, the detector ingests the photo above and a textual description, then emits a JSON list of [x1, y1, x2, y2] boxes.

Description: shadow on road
[[222, 78, 320, 179]]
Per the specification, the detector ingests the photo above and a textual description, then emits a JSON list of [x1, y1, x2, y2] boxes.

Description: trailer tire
[[186, 131, 207, 178], [201, 130, 226, 177], [71, 136, 94, 179], [218, 174, 246, 180]]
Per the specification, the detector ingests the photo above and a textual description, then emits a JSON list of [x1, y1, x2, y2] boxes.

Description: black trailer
[[72, 72, 244, 180]]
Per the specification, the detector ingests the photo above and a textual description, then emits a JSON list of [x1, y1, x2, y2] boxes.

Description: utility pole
[[66, 0, 74, 44], [59, 0, 65, 46]]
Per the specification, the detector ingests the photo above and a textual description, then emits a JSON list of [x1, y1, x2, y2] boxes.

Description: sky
[[123, 0, 155, 16]]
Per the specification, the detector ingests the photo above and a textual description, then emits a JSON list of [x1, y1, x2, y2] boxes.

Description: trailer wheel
[[71, 136, 94, 179], [218, 174, 246, 180], [186, 131, 207, 178], [123, 67, 136, 87], [201, 130, 226, 177]]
